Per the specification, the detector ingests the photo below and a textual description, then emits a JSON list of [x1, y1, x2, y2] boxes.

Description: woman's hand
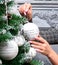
[[18, 3, 32, 21], [29, 36, 53, 56]]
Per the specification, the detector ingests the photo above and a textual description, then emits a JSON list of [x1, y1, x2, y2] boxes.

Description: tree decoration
[[0, 40, 18, 60], [0, 0, 43, 65], [14, 35, 25, 46], [21, 23, 39, 40]]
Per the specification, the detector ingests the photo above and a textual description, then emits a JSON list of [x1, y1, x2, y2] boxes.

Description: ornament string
[[5, 0, 8, 25]]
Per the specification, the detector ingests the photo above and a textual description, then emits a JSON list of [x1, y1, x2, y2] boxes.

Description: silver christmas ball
[[0, 40, 18, 60], [14, 35, 25, 46], [22, 23, 39, 40]]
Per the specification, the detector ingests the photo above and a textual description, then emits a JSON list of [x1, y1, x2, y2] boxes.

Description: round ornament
[[14, 35, 25, 46], [0, 40, 18, 60], [22, 23, 39, 40]]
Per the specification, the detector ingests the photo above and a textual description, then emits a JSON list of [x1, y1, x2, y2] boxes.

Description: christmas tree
[[0, 0, 44, 65]]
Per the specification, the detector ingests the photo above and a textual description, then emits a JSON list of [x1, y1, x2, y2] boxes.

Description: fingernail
[[24, 9, 28, 15], [24, 12, 26, 15], [25, 9, 28, 12]]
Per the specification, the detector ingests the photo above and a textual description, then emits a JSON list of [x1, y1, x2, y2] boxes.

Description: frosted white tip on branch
[[26, 47, 37, 58], [14, 35, 25, 46], [0, 59, 2, 65]]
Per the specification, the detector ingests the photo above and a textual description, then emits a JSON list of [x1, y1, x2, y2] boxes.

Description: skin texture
[[29, 36, 58, 65], [18, 3, 32, 21]]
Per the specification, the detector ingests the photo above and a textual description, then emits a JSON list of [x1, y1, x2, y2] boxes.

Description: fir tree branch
[[0, 31, 13, 42], [7, 1, 14, 7], [30, 60, 44, 65], [0, 4, 6, 15]]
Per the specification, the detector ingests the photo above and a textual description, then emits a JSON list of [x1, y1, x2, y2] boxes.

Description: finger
[[24, 3, 32, 10], [31, 44, 42, 50], [24, 3, 32, 15], [27, 7, 32, 15], [19, 4, 26, 14], [19, 5, 24, 15], [19, 3, 31, 16], [29, 41, 43, 46], [35, 36, 47, 43], [36, 49, 43, 53], [31, 44, 44, 50], [26, 8, 32, 20]]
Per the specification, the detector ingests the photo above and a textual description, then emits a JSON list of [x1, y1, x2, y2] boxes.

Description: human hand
[[18, 3, 32, 21], [29, 36, 53, 56]]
